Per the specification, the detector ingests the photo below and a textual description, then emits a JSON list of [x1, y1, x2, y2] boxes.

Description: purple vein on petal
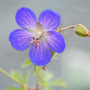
[[9, 29, 34, 51], [16, 7, 37, 30], [29, 39, 51, 66], [38, 9, 60, 31], [44, 31, 65, 53]]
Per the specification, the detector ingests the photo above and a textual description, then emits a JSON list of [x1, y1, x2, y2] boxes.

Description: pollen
[[37, 43, 40, 46], [30, 41, 33, 44]]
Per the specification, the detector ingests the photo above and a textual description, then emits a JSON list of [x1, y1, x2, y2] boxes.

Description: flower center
[[30, 22, 43, 47], [37, 31, 43, 37], [30, 37, 41, 48], [36, 22, 43, 38]]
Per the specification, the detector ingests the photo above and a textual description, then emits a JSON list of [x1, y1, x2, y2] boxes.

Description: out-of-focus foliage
[[10, 70, 30, 84], [5, 86, 24, 90], [21, 58, 32, 68], [11, 70, 24, 84], [39, 69, 67, 90], [4, 58, 66, 90], [24, 70, 30, 84], [5, 70, 30, 90], [33, 65, 38, 75], [21, 58, 38, 75]]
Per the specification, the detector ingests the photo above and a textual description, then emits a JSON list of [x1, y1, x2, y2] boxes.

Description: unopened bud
[[74, 23, 90, 37]]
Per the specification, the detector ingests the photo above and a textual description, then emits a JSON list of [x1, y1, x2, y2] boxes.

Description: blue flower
[[9, 7, 65, 66]]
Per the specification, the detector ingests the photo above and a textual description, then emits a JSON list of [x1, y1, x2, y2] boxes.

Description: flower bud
[[74, 23, 90, 37]]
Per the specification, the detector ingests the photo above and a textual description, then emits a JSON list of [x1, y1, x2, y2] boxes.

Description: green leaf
[[50, 79, 67, 87], [10, 69, 30, 84], [21, 58, 32, 68], [39, 70, 66, 89], [5, 86, 24, 90], [40, 70, 53, 81], [10, 70, 24, 84], [24, 70, 30, 83], [45, 87, 52, 90]]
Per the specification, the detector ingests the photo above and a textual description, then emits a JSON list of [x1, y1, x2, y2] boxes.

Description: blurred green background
[[0, 0, 90, 90]]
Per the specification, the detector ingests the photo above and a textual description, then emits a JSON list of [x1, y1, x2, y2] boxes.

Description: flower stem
[[60, 25, 75, 31], [0, 68, 24, 87], [24, 84, 28, 90], [36, 66, 41, 89]]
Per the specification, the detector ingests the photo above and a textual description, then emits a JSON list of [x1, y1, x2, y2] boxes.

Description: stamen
[[37, 40, 41, 46], [32, 36, 41, 48], [34, 38, 37, 42], [33, 37, 35, 39], [30, 41, 33, 44], [37, 43, 39, 46]]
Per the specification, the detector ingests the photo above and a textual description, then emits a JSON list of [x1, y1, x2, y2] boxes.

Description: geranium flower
[[9, 7, 65, 66]]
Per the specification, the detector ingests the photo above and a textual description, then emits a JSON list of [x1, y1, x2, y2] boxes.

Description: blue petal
[[38, 9, 60, 31], [9, 29, 34, 51], [16, 7, 37, 30], [44, 31, 65, 53], [29, 39, 51, 66]]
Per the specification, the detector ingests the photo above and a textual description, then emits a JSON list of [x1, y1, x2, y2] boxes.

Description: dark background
[[0, 0, 90, 90]]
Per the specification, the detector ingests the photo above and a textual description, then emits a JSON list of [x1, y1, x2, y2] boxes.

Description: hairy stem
[[60, 25, 75, 31], [0, 68, 24, 87]]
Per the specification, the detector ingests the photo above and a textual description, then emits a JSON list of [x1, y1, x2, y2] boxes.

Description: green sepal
[[74, 24, 89, 37], [52, 53, 58, 60], [51, 50, 55, 57]]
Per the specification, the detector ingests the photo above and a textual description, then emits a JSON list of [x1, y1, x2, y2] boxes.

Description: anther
[[30, 41, 33, 44], [34, 38, 36, 42], [37, 43, 39, 46], [33, 37, 35, 39]]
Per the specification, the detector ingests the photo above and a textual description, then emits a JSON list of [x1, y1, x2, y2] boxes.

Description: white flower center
[[30, 22, 44, 47], [37, 31, 43, 37]]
